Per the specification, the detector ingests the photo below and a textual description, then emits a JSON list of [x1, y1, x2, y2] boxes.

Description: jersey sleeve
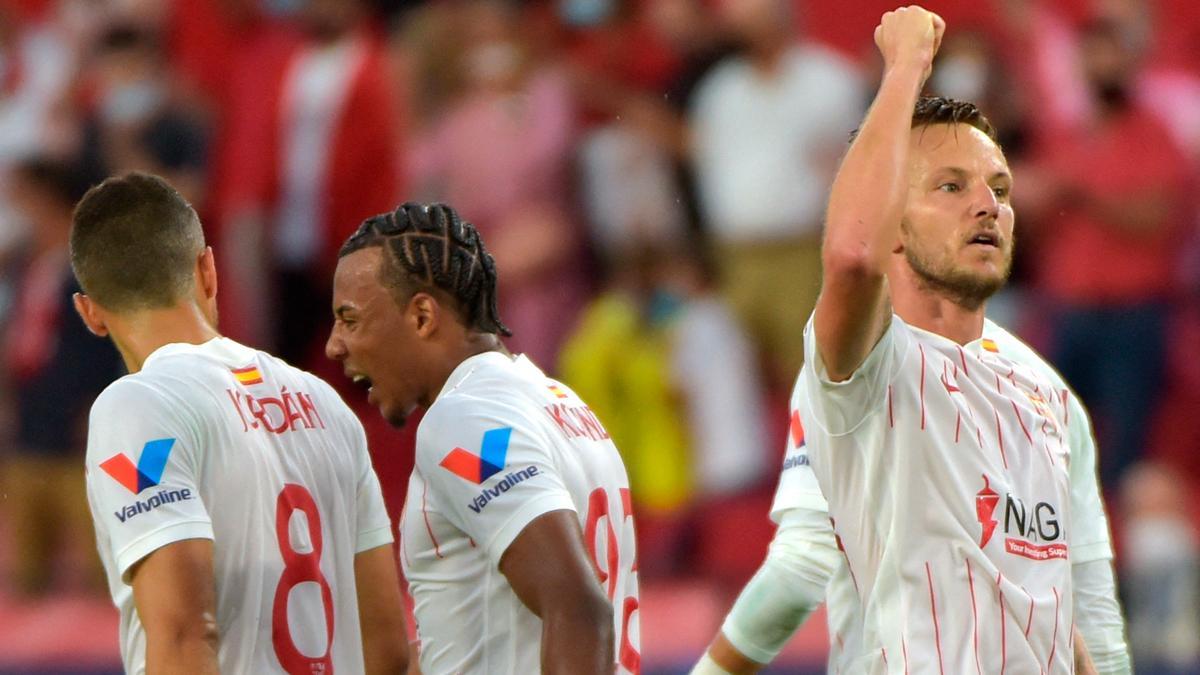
[[349, 414, 393, 553], [84, 379, 214, 582], [801, 313, 911, 436], [769, 390, 829, 522], [416, 398, 577, 568], [1064, 389, 1114, 563]]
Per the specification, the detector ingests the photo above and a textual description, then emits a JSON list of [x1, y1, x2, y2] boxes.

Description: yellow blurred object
[[558, 293, 692, 513]]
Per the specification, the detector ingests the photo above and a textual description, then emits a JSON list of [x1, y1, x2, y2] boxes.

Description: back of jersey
[[85, 338, 392, 675]]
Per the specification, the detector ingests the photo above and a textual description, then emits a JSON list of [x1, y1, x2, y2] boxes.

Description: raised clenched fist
[[873, 5, 946, 83]]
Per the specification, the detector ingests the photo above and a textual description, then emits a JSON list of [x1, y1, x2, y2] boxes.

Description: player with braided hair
[[327, 202, 640, 674]]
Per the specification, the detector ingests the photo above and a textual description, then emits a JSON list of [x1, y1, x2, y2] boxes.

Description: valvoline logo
[[440, 428, 513, 484], [789, 410, 806, 448], [100, 439, 177, 494]]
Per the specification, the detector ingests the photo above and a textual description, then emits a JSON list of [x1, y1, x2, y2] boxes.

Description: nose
[[973, 181, 999, 220], [325, 329, 346, 362]]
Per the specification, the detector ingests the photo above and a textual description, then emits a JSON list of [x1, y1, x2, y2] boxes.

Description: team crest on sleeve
[[100, 438, 177, 494], [439, 427, 513, 484]]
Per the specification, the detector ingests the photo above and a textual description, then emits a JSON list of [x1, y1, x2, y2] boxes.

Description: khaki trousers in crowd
[[716, 237, 823, 388], [2, 454, 104, 595]]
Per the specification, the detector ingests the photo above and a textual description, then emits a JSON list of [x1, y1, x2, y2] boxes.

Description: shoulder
[[983, 321, 1067, 389]]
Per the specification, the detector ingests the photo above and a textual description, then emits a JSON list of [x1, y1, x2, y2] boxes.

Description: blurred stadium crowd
[[0, 0, 1198, 671]]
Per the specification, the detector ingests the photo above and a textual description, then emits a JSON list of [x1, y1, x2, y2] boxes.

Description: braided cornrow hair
[[339, 202, 512, 337]]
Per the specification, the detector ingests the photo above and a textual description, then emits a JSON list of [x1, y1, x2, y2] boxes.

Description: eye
[[938, 182, 962, 193], [992, 185, 1010, 199]]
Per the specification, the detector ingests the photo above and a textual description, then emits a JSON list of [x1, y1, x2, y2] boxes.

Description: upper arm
[[130, 538, 218, 645], [415, 402, 575, 560], [813, 278, 892, 383], [499, 509, 612, 624], [85, 381, 213, 581], [1065, 390, 1114, 563], [354, 544, 409, 675]]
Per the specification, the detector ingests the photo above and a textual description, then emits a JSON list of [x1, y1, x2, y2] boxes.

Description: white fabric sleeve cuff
[[116, 520, 214, 583], [356, 525, 394, 553], [719, 508, 841, 664], [1073, 558, 1132, 674], [486, 493, 577, 566], [689, 653, 734, 675]]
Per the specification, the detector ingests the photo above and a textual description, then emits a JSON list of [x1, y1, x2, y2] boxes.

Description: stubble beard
[[905, 243, 1012, 312]]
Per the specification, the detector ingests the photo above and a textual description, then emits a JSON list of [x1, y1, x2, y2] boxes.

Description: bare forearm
[[824, 62, 925, 275], [541, 604, 614, 675], [145, 630, 219, 674]]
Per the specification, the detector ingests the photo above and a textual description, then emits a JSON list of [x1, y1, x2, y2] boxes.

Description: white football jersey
[[85, 338, 392, 675], [401, 351, 640, 674], [799, 315, 1075, 674], [772, 318, 1114, 672]]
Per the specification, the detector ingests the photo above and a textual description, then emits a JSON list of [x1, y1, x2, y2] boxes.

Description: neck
[[108, 303, 220, 373], [889, 265, 987, 345], [420, 333, 508, 408], [748, 36, 789, 72]]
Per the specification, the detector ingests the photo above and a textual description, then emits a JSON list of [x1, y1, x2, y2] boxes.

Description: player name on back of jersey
[[225, 385, 326, 435], [543, 402, 610, 442]]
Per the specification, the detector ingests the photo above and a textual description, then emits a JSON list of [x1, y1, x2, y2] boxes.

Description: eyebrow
[[934, 167, 1013, 182]]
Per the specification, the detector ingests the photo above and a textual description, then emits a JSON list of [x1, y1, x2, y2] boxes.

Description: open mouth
[[351, 374, 373, 392], [968, 232, 999, 248]]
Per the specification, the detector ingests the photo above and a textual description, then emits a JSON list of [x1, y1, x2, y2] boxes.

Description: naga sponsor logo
[[114, 487, 195, 523], [467, 466, 540, 513], [225, 387, 326, 435], [976, 474, 1067, 561]]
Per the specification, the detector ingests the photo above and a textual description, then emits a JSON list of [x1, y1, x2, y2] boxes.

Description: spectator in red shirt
[[1021, 18, 1193, 488], [215, 0, 402, 370]]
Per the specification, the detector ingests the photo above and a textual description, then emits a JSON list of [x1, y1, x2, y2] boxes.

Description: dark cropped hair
[[70, 172, 204, 312], [911, 96, 997, 140], [340, 202, 511, 336], [850, 96, 998, 143]]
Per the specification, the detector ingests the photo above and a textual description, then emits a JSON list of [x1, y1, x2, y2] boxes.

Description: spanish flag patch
[[232, 365, 263, 386], [981, 338, 999, 353]]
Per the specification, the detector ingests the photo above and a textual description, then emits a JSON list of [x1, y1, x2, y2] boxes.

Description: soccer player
[[325, 202, 639, 674], [691, 321, 1131, 674], [71, 173, 409, 674], [699, 7, 1091, 673]]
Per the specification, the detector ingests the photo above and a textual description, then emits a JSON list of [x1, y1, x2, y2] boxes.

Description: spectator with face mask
[[1017, 18, 1193, 489]]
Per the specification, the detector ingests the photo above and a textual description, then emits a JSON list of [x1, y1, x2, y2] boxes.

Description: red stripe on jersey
[[902, 636, 910, 675], [1060, 389, 1070, 427], [1022, 585, 1035, 637], [957, 345, 970, 376], [918, 345, 927, 430], [997, 572, 1007, 675], [1042, 441, 1055, 467], [881, 648, 888, 667], [421, 479, 443, 559], [1047, 587, 1061, 671], [993, 408, 1009, 468], [1011, 400, 1034, 444], [925, 562, 946, 675], [995, 372, 1002, 393], [967, 559, 982, 675], [888, 385, 895, 428], [955, 413, 962, 443]]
